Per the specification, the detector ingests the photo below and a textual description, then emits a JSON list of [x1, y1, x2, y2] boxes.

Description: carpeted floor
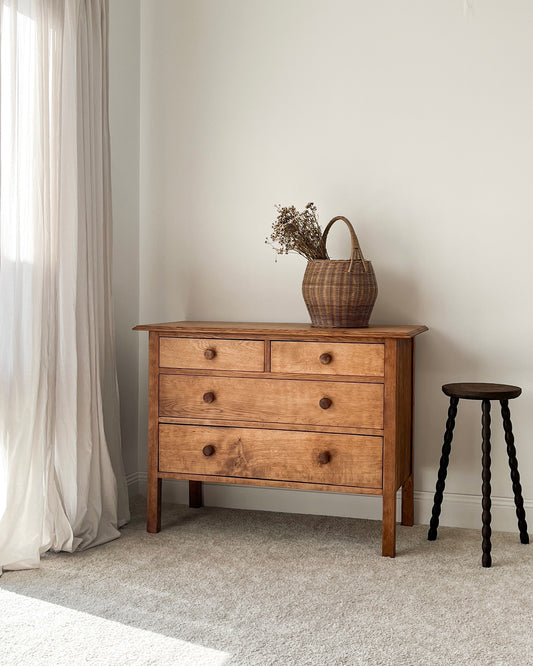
[[1, 497, 532, 665]]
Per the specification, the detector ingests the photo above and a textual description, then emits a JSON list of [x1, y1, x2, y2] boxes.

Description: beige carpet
[[1, 497, 532, 665]]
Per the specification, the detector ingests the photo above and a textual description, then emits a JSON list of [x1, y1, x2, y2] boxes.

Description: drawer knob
[[319, 397, 332, 410], [319, 353, 332, 365], [203, 391, 216, 404], [202, 445, 215, 457], [318, 451, 331, 465], [204, 348, 217, 360]]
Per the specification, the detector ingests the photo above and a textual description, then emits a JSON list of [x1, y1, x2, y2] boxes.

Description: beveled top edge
[[133, 321, 428, 338]]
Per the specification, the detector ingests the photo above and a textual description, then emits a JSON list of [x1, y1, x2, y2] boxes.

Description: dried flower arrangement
[[266, 202, 329, 261], [266, 203, 378, 328]]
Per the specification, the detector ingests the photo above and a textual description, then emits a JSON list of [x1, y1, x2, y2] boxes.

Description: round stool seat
[[442, 382, 521, 401]]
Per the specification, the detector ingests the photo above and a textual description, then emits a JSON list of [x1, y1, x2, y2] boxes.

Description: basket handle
[[321, 216, 368, 273]]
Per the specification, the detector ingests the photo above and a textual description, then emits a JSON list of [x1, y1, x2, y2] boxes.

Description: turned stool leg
[[428, 396, 459, 541], [500, 399, 529, 545], [481, 399, 492, 568]]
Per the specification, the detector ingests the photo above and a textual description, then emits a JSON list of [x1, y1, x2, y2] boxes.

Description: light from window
[[1, 0, 37, 265]]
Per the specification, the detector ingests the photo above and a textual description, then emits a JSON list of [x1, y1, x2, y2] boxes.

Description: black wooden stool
[[428, 382, 529, 567]]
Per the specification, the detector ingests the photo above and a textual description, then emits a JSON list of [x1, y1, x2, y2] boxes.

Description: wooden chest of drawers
[[134, 321, 428, 557]]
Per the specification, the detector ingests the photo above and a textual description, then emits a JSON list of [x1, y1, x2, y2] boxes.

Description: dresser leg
[[147, 477, 162, 533], [401, 474, 414, 526], [382, 491, 397, 557], [189, 480, 204, 508]]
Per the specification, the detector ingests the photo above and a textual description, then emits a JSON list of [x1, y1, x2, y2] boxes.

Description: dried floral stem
[[265, 202, 329, 261]]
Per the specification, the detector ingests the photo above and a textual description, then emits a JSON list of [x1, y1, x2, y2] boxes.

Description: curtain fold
[[0, 0, 129, 574]]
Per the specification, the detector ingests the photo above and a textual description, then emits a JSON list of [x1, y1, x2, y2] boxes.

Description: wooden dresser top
[[133, 321, 428, 339]]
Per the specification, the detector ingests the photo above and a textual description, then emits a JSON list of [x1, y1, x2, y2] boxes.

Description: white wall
[[115, 0, 533, 530], [109, 0, 141, 480]]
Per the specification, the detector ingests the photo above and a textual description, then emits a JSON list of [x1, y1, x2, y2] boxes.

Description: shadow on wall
[[182, 259, 310, 323], [177, 256, 525, 501], [370, 265, 423, 325], [372, 290, 486, 488], [414, 327, 506, 494]]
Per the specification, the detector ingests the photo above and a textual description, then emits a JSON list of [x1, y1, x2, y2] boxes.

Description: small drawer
[[159, 375, 384, 429], [271, 341, 384, 376], [159, 424, 383, 489], [159, 337, 264, 372]]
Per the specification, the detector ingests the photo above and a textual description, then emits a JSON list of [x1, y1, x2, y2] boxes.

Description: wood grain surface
[[160, 337, 264, 372], [159, 374, 384, 429], [271, 341, 384, 376], [134, 321, 428, 339], [159, 424, 383, 488]]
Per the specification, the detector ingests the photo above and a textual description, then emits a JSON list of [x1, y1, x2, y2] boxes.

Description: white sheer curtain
[[0, 0, 129, 574]]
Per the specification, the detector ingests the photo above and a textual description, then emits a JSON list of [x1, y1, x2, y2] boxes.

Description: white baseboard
[[128, 473, 530, 533], [126, 472, 140, 497]]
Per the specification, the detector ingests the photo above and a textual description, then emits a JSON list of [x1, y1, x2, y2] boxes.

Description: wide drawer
[[159, 375, 383, 429], [271, 341, 384, 376], [159, 337, 264, 372], [159, 424, 383, 488]]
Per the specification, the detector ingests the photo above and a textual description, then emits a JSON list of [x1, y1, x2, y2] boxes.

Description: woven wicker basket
[[302, 216, 377, 328]]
